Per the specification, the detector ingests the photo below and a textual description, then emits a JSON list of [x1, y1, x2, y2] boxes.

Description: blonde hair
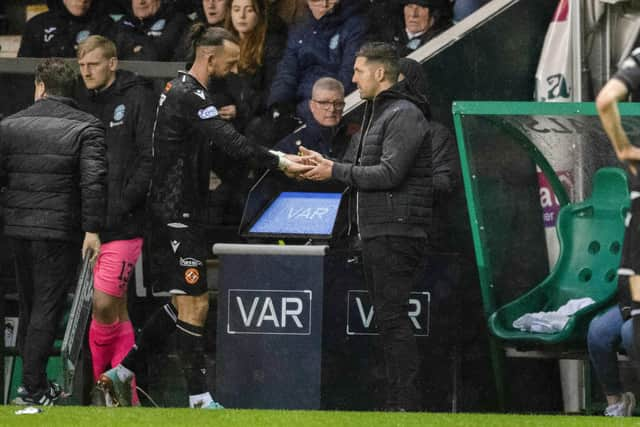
[[77, 35, 117, 60]]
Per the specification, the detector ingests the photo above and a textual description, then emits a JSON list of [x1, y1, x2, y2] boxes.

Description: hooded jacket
[[108, 3, 189, 61], [18, 1, 114, 58], [0, 96, 107, 241], [267, 1, 368, 123], [332, 83, 432, 239], [78, 70, 155, 243]]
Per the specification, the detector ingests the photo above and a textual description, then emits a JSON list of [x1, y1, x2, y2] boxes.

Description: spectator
[[0, 58, 106, 405], [267, 0, 368, 126], [174, 0, 229, 61], [210, 0, 286, 130], [18, 0, 114, 58], [397, 57, 459, 251], [274, 77, 348, 160], [373, 0, 452, 57], [302, 42, 432, 411], [109, 0, 189, 60], [588, 47, 640, 418], [76, 35, 155, 406]]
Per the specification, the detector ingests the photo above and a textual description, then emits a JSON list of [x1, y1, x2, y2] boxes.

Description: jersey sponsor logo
[[113, 104, 126, 121], [44, 27, 56, 43], [76, 30, 90, 44], [329, 33, 340, 50], [194, 89, 206, 100], [184, 268, 200, 285], [198, 105, 218, 120], [179, 257, 203, 268]]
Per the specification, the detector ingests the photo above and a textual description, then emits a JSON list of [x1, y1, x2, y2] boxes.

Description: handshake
[[273, 146, 334, 181]]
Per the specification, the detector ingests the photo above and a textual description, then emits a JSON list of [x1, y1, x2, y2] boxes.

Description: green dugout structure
[[452, 101, 640, 412]]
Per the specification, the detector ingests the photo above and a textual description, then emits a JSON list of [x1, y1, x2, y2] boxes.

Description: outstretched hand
[[282, 154, 314, 178]]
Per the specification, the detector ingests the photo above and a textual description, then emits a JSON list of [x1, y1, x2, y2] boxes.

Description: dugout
[[453, 101, 638, 412]]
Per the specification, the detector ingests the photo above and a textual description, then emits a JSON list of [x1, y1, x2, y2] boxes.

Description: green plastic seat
[[488, 167, 629, 344]]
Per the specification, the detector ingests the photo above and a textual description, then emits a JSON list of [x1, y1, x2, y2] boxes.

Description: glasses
[[312, 99, 345, 111]]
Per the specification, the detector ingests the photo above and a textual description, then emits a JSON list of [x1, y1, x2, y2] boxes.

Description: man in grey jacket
[[302, 42, 432, 411]]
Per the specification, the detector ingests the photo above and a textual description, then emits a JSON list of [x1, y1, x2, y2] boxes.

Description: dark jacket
[[275, 120, 349, 160], [18, 2, 114, 58], [373, 7, 452, 57], [267, 1, 367, 123], [149, 72, 279, 224], [108, 3, 189, 61], [332, 84, 432, 239], [78, 70, 155, 243], [207, 30, 287, 131], [0, 96, 107, 241]]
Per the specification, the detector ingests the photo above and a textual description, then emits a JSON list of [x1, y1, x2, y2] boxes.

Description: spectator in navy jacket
[[274, 77, 348, 160], [267, 0, 367, 125]]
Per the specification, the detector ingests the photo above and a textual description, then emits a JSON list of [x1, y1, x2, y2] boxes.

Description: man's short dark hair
[[34, 58, 77, 98], [356, 42, 400, 83]]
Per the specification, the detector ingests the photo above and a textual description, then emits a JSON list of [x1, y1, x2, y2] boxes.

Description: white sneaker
[[604, 392, 636, 417]]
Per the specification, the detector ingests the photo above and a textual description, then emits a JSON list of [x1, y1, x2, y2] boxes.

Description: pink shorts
[[93, 238, 143, 298]]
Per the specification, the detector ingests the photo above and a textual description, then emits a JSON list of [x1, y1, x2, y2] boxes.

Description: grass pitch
[[1, 406, 639, 427]]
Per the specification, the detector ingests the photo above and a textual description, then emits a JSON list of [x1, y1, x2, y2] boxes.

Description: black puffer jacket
[[78, 70, 154, 243], [0, 96, 107, 241], [18, 0, 114, 58], [332, 84, 432, 239]]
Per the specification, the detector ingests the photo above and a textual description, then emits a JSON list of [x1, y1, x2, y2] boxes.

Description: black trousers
[[361, 235, 427, 411], [10, 238, 78, 391]]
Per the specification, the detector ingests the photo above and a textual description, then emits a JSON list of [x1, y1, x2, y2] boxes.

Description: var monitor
[[248, 192, 342, 239]]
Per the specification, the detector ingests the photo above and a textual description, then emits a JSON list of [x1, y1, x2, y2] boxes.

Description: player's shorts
[[148, 221, 208, 296], [93, 237, 143, 298]]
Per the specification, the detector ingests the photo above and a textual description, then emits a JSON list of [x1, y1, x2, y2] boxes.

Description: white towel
[[512, 297, 595, 334]]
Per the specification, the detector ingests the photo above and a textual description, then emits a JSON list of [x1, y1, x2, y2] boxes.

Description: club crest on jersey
[[151, 19, 166, 32], [329, 33, 340, 50], [198, 106, 218, 120], [76, 30, 90, 44], [184, 268, 200, 285], [113, 104, 126, 121]]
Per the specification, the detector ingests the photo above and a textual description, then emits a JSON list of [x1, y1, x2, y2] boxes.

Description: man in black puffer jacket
[[0, 58, 107, 406], [77, 35, 154, 405], [303, 42, 432, 411]]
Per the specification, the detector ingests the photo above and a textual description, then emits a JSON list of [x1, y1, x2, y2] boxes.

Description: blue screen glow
[[249, 192, 342, 236]]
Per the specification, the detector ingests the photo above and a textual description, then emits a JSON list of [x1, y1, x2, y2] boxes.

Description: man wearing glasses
[[274, 77, 349, 160]]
